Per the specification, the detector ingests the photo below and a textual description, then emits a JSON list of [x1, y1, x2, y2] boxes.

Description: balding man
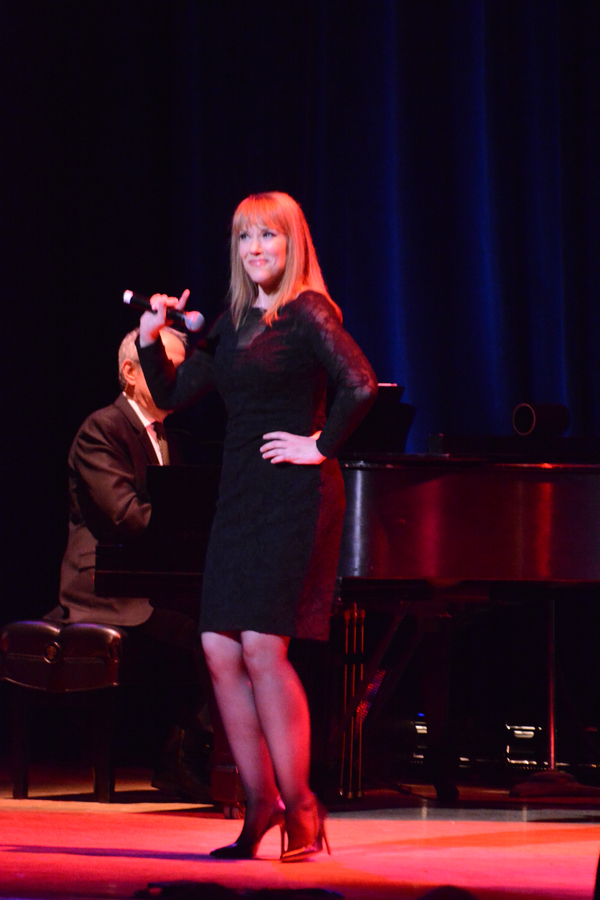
[[47, 327, 211, 802]]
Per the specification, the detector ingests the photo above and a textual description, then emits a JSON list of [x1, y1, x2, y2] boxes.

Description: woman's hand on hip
[[260, 431, 326, 465], [139, 289, 191, 346]]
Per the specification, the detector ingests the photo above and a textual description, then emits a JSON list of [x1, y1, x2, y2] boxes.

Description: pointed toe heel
[[209, 841, 256, 860], [280, 797, 331, 862], [210, 798, 285, 860]]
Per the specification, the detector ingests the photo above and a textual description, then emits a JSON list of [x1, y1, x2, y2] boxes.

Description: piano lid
[[428, 433, 600, 464]]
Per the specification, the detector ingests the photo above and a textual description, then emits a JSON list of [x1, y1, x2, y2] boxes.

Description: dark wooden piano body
[[339, 457, 600, 584], [336, 457, 600, 794], [97, 456, 600, 593], [95, 455, 600, 801]]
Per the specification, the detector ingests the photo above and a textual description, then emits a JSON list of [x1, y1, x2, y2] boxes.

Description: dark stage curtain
[[0, 0, 598, 621]]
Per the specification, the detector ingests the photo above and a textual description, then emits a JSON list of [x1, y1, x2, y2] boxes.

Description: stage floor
[[1, 766, 600, 900]]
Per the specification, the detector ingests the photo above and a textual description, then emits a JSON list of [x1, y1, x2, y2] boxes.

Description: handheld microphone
[[123, 290, 204, 333]]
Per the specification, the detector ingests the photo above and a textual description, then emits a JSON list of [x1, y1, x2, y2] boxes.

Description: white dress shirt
[[124, 395, 166, 465]]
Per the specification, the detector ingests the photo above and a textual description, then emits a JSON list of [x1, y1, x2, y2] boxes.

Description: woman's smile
[[239, 223, 287, 297]]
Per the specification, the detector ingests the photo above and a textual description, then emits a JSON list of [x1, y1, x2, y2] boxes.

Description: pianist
[[45, 326, 211, 803]]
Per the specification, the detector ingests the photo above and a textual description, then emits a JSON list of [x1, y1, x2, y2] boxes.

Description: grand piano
[[95, 454, 600, 593], [95, 392, 600, 803]]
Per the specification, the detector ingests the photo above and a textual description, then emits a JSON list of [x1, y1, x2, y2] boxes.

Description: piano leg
[[347, 604, 458, 802], [339, 605, 366, 799], [511, 594, 600, 798], [330, 596, 444, 802], [330, 605, 409, 758], [329, 582, 491, 804]]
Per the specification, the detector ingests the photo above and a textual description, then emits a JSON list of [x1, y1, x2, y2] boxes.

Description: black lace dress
[[138, 291, 377, 641]]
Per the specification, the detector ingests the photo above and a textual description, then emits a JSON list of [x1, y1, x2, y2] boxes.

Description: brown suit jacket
[[53, 393, 174, 626]]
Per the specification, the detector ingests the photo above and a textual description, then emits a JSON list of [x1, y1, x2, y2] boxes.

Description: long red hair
[[229, 191, 341, 328]]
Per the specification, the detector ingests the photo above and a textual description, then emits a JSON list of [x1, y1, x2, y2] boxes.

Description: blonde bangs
[[229, 192, 339, 328], [231, 195, 289, 240]]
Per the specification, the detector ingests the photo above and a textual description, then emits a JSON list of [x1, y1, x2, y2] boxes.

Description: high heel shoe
[[210, 798, 286, 859], [280, 796, 331, 862]]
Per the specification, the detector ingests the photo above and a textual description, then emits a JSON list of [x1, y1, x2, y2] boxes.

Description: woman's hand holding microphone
[[138, 289, 193, 346]]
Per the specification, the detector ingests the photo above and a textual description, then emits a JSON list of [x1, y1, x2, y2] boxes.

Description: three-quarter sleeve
[[136, 326, 220, 412], [297, 292, 378, 458]]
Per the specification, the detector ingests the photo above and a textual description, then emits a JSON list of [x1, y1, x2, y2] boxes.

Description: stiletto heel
[[320, 817, 331, 856], [279, 820, 286, 857], [210, 797, 286, 859], [280, 796, 331, 862]]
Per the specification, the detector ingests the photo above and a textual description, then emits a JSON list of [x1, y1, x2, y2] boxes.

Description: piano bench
[[0, 620, 125, 802]]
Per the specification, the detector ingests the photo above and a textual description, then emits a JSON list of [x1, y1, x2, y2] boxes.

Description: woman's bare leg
[[240, 631, 315, 846], [201, 631, 280, 841]]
